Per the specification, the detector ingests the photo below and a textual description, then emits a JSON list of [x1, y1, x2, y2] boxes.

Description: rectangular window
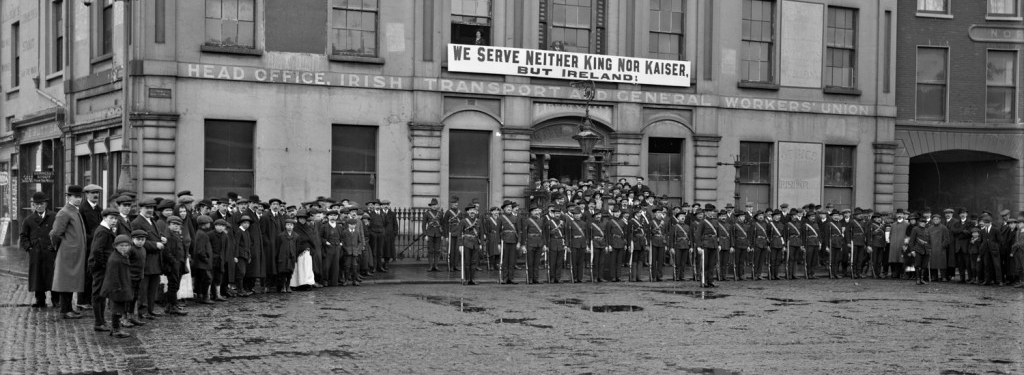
[[10, 22, 19, 87], [50, 1, 64, 73], [917, 0, 948, 13], [647, 137, 684, 205], [649, 0, 684, 61], [77, 155, 92, 186], [987, 50, 1017, 123], [96, 0, 114, 56], [204, 120, 255, 199], [331, 125, 377, 205], [741, 0, 774, 83], [451, 0, 491, 45], [916, 47, 947, 121], [988, 0, 1018, 16], [330, 0, 378, 57], [825, 7, 856, 88], [205, 0, 256, 48], [449, 130, 490, 207], [542, 0, 605, 54], [738, 142, 772, 210], [824, 145, 854, 210]]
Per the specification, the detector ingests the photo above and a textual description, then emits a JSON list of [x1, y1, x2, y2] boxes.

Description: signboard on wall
[[780, 1, 824, 88], [777, 142, 822, 207], [447, 44, 691, 87]]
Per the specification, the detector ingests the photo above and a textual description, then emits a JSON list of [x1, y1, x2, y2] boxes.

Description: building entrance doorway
[[908, 150, 1017, 214], [531, 152, 605, 185], [548, 155, 587, 184]]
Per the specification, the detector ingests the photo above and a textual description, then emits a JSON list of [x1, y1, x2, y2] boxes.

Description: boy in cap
[[130, 199, 165, 319], [276, 218, 299, 292], [88, 208, 121, 331], [234, 216, 254, 295], [211, 219, 235, 300], [100, 234, 138, 338], [126, 230, 149, 327], [161, 216, 188, 315], [192, 215, 214, 304]]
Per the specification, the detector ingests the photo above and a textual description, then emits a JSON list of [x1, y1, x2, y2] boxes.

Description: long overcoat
[[49, 203, 88, 293]]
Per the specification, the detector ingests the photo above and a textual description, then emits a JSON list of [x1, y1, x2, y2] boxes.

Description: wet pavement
[[0, 252, 1022, 373]]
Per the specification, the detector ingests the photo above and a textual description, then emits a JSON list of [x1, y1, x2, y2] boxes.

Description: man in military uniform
[[729, 212, 752, 281], [607, 209, 628, 282], [456, 205, 482, 285], [825, 210, 846, 279], [766, 210, 786, 280], [442, 196, 462, 273], [564, 208, 588, 283], [498, 201, 520, 284], [21, 192, 57, 308], [483, 206, 502, 272], [784, 209, 805, 280], [648, 207, 669, 282], [803, 211, 823, 279], [422, 198, 443, 272], [949, 208, 971, 283], [751, 211, 770, 281], [543, 206, 567, 283], [588, 210, 608, 282], [868, 212, 888, 278], [847, 208, 869, 279], [520, 206, 546, 284], [908, 214, 931, 285], [668, 210, 691, 281], [628, 208, 649, 282], [694, 204, 719, 287], [715, 210, 733, 282]]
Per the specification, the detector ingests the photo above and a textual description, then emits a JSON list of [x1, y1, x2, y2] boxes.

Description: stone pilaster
[[693, 134, 722, 204], [502, 127, 532, 204], [409, 122, 444, 207], [134, 113, 180, 198], [872, 142, 897, 213], [609, 132, 642, 180]]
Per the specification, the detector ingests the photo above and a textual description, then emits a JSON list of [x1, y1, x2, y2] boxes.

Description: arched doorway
[[530, 117, 613, 185], [909, 150, 1017, 213]]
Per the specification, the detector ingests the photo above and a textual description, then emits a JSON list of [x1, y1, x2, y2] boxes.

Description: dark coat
[[320, 221, 344, 255], [130, 216, 164, 275], [422, 209, 443, 238], [260, 212, 283, 276], [242, 211, 266, 278], [276, 230, 299, 274], [192, 228, 214, 271], [100, 250, 134, 302], [162, 229, 188, 275], [20, 211, 56, 292], [88, 225, 117, 276], [341, 227, 364, 256], [81, 201, 104, 246]]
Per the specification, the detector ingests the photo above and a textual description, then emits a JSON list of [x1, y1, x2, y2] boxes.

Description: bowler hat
[[66, 185, 84, 196], [31, 192, 49, 203], [704, 204, 716, 211], [227, 192, 239, 200], [248, 195, 261, 203]]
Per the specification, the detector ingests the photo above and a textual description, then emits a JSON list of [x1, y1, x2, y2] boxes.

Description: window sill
[[915, 12, 953, 19], [328, 55, 385, 65], [985, 15, 1023, 21], [5, 86, 19, 95], [823, 86, 862, 96], [45, 71, 63, 85], [737, 81, 779, 91], [200, 45, 263, 56], [90, 53, 113, 65]]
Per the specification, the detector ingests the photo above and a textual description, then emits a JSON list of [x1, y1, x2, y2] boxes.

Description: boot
[[198, 294, 214, 305]]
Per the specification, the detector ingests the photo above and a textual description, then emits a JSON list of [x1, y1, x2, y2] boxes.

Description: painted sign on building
[[447, 44, 691, 87], [777, 142, 822, 207]]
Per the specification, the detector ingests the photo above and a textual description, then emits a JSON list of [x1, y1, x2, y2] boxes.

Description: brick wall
[[895, 1, 1024, 123]]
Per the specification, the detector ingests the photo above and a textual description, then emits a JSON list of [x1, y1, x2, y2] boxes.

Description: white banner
[[447, 44, 691, 87], [777, 142, 822, 207]]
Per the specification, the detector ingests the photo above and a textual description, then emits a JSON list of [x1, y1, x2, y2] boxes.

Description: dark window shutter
[[539, 0, 548, 49], [595, 0, 606, 54]]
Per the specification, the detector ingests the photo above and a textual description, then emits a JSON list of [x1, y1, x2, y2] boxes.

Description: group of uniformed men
[[424, 195, 1024, 289]]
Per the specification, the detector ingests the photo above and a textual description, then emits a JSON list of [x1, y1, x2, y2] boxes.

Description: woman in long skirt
[[290, 212, 316, 289]]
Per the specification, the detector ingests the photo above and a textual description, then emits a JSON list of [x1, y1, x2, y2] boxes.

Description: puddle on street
[[683, 368, 741, 375], [405, 294, 487, 313], [259, 313, 283, 318], [494, 318, 553, 329], [551, 298, 583, 306], [765, 297, 809, 306], [585, 305, 644, 313], [648, 290, 729, 299], [821, 298, 916, 304]]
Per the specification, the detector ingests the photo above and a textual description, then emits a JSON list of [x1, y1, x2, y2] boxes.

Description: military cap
[[83, 184, 103, 193], [651, 207, 665, 213], [113, 234, 133, 247], [704, 204, 716, 211], [733, 211, 747, 218], [568, 207, 582, 215], [197, 215, 213, 225], [831, 210, 842, 216], [213, 219, 230, 227], [139, 198, 158, 208], [814, 204, 822, 210], [450, 195, 460, 203], [489, 206, 500, 212], [529, 205, 543, 212], [131, 229, 149, 238], [326, 210, 340, 217], [501, 200, 514, 209], [840, 208, 851, 214], [167, 216, 183, 225], [428, 198, 439, 206], [176, 190, 192, 198], [772, 209, 783, 216], [718, 209, 729, 216], [853, 207, 863, 215], [66, 185, 84, 196], [101, 208, 120, 217], [789, 208, 801, 215], [547, 204, 561, 212]]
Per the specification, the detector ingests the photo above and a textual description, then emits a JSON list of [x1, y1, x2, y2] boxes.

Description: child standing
[[100, 234, 137, 338]]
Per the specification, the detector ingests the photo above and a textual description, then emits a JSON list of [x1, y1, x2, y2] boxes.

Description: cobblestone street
[[1, 268, 1022, 374]]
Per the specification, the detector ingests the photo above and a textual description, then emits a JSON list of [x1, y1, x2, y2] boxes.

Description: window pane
[[205, 120, 254, 169], [221, 19, 238, 45], [988, 0, 1016, 15], [450, 178, 488, 209], [987, 51, 1015, 86], [450, 130, 490, 177], [987, 87, 1014, 122], [205, 18, 222, 44], [205, 171, 254, 200], [237, 21, 254, 47], [222, 0, 237, 20], [206, 0, 222, 18], [738, 184, 770, 211], [916, 48, 946, 82], [824, 187, 853, 210], [333, 125, 377, 172], [917, 0, 946, 12], [916, 84, 946, 120], [332, 173, 375, 205]]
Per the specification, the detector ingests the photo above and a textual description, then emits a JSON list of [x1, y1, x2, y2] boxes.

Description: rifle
[[397, 233, 427, 257], [648, 244, 654, 282], [589, 242, 595, 283], [460, 245, 465, 285], [670, 248, 677, 281], [699, 247, 706, 286], [498, 241, 504, 284], [566, 246, 573, 284], [690, 247, 696, 281], [628, 241, 634, 281]]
